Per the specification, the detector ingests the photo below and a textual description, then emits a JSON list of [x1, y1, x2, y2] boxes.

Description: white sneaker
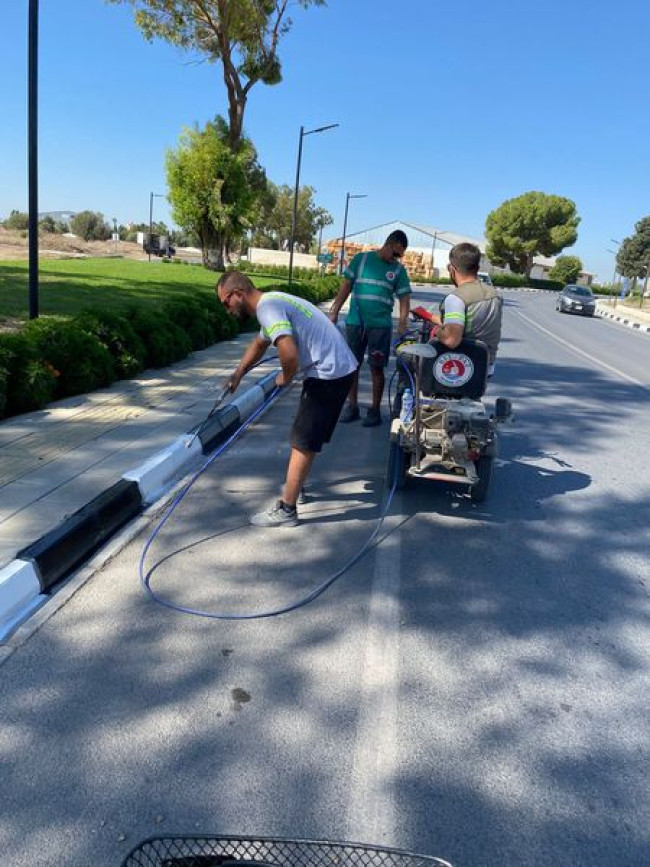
[[250, 500, 300, 528]]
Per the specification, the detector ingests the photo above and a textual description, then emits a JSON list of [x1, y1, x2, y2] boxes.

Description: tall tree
[[107, 0, 325, 149], [485, 191, 580, 277], [616, 216, 650, 283], [549, 254, 583, 284], [165, 116, 266, 268], [264, 184, 331, 251], [70, 211, 112, 241]]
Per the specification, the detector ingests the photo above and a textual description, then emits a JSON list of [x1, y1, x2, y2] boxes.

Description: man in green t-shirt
[[328, 230, 411, 426]]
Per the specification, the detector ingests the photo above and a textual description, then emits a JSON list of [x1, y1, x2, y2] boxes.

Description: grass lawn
[[0, 258, 278, 322]]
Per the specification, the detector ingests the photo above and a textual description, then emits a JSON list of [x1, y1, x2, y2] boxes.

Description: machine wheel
[[387, 442, 410, 490], [470, 455, 494, 502]]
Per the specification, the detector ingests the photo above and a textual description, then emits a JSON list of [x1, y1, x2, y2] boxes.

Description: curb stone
[[595, 305, 650, 333], [0, 369, 280, 642]]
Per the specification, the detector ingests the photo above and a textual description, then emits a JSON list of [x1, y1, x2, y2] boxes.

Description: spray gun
[[185, 383, 232, 449]]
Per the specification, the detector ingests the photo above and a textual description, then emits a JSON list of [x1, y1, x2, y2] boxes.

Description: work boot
[[339, 403, 361, 423], [250, 499, 299, 528], [362, 407, 382, 427]]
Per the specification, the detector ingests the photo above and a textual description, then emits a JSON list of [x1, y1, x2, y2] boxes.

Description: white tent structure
[[326, 219, 593, 285]]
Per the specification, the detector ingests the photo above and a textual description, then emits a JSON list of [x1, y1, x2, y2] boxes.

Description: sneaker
[[250, 499, 299, 528], [362, 407, 382, 427], [339, 403, 361, 423]]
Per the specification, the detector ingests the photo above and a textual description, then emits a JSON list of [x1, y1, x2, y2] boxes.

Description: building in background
[[325, 220, 593, 285]]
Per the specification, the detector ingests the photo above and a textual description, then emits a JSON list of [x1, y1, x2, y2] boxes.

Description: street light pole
[[148, 192, 154, 262], [610, 238, 621, 308], [288, 122, 339, 286], [339, 192, 367, 275], [28, 0, 39, 319], [288, 126, 304, 284], [430, 231, 438, 278], [148, 192, 165, 261]]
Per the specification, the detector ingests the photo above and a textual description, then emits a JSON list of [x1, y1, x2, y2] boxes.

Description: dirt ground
[[0, 227, 199, 262]]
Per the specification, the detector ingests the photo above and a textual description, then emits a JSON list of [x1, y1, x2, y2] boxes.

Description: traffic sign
[[317, 252, 334, 264]]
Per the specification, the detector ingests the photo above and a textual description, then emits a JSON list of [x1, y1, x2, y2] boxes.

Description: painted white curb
[[0, 371, 281, 644], [0, 560, 46, 641], [123, 434, 204, 505], [596, 306, 650, 333], [231, 384, 265, 421]]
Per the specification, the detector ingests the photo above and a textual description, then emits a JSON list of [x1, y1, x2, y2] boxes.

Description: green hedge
[[232, 260, 324, 281], [0, 275, 339, 420]]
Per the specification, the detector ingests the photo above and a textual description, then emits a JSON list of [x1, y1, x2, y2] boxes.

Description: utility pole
[[28, 0, 39, 318], [288, 122, 338, 286], [339, 192, 367, 275]]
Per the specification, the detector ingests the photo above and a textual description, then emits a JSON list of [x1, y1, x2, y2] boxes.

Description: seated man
[[428, 242, 502, 376]]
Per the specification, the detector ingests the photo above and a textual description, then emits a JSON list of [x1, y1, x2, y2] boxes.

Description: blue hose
[[139, 370, 400, 621]]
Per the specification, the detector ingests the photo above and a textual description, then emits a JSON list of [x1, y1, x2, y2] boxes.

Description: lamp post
[[339, 193, 367, 275], [148, 192, 165, 261], [610, 238, 621, 307], [28, 0, 39, 318], [430, 230, 438, 278], [288, 122, 339, 286]]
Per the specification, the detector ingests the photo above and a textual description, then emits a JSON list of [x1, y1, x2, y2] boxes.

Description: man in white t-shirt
[[217, 271, 357, 527]]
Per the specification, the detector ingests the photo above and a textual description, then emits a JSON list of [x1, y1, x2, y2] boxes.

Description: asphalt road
[[1, 289, 649, 867]]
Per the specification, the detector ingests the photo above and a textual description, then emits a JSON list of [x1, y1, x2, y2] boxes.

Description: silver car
[[556, 284, 596, 316]]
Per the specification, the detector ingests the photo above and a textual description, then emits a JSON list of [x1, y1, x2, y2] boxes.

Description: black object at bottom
[[121, 835, 449, 867], [17, 479, 142, 592]]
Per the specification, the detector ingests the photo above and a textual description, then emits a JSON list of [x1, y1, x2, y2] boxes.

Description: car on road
[[478, 271, 494, 288], [556, 284, 596, 316]]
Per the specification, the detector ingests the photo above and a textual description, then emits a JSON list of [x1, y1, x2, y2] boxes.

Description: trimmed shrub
[[0, 332, 58, 417], [163, 298, 214, 351], [127, 307, 192, 368], [76, 309, 146, 379], [529, 278, 563, 292], [204, 295, 239, 341], [491, 273, 527, 288], [23, 318, 116, 397]]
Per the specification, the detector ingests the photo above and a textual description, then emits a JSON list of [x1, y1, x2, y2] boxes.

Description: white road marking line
[[347, 506, 402, 844], [515, 310, 647, 390]]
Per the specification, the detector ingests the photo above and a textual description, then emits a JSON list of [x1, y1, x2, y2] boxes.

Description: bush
[[3, 210, 29, 231], [204, 295, 239, 341], [69, 210, 111, 242], [163, 298, 214, 351], [529, 278, 563, 292], [75, 309, 146, 379], [0, 332, 58, 417], [23, 318, 116, 397], [39, 215, 57, 233], [491, 273, 527, 288], [127, 307, 192, 368]]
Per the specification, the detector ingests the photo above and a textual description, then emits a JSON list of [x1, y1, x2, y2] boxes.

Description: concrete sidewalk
[[0, 333, 261, 570]]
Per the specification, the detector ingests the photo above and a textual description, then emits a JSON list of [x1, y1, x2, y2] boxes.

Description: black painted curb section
[[17, 480, 143, 592], [199, 404, 240, 454]]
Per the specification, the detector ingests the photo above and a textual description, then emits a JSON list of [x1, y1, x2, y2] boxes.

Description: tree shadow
[[0, 343, 648, 866]]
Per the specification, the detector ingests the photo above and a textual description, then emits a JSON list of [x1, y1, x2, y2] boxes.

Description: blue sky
[[2, 0, 649, 282]]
